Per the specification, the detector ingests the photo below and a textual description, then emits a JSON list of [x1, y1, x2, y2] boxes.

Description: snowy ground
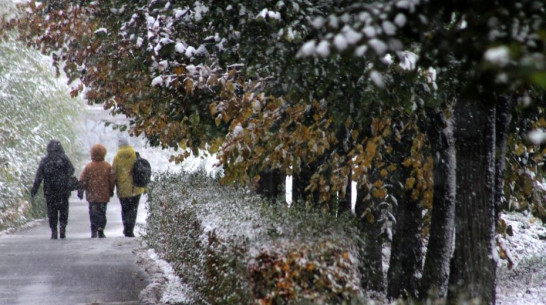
[[496, 212, 546, 305]]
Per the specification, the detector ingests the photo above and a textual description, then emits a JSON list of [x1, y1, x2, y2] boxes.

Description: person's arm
[[30, 160, 44, 197], [77, 167, 87, 199], [110, 157, 118, 196], [65, 155, 75, 176]]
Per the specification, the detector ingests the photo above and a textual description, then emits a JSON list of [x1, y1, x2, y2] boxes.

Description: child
[[78, 144, 115, 238]]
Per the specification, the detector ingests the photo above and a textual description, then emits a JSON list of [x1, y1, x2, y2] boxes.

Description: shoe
[[98, 229, 106, 238], [60, 232, 66, 239], [125, 232, 135, 238], [91, 231, 97, 238], [51, 231, 58, 240]]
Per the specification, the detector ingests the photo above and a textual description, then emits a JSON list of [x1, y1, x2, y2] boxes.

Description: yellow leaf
[[411, 189, 420, 201], [351, 130, 359, 141], [515, 144, 525, 156], [382, 126, 391, 137], [207, 74, 218, 86], [538, 117, 546, 127], [373, 180, 383, 188], [405, 177, 416, 190], [209, 104, 218, 115], [403, 158, 412, 167], [366, 140, 377, 157], [209, 138, 223, 153], [184, 79, 193, 94], [173, 65, 185, 75], [372, 187, 386, 199], [225, 80, 234, 92], [380, 169, 388, 178], [255, 146, 264, 157], [366, 211, 375, 223]]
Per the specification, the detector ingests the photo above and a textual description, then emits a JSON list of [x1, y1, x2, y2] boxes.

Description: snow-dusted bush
[[144, 170, 366, 304], [0, 38, 83, 229]]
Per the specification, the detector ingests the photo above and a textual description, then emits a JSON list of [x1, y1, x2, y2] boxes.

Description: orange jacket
[[79, 144, 115, 203]]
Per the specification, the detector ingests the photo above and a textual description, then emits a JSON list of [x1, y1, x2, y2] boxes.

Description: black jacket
[[31, 140, 75, 198]]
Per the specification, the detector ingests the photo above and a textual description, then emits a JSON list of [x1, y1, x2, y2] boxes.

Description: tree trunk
[[386, 177, 423, 299], [292, 166, 321, 205], [255, 169, 284, 203], [420, 107, 456, 300], [386, 119, 424, 300], [355, 187, 385, 292], [494, 96, 513, 219], [448, 100, 497, 305], [338, 169, 353, 215]]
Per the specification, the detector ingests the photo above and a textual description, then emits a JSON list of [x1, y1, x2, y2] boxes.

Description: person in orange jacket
[[78, 144, 116, 238]]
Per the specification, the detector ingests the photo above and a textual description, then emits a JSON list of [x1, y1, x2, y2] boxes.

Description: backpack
[[132, 152, 151, 187]]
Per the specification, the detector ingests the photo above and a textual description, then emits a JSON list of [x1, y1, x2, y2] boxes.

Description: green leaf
[[530, 71, 546, 88]]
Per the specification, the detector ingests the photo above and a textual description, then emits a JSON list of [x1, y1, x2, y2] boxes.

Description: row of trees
[[2, 0, 545, 304]]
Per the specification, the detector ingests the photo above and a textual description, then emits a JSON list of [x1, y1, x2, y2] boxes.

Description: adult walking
[[30, 139, 75, 239], [78, 143, 116, 238], [112, 137, 146, 237]]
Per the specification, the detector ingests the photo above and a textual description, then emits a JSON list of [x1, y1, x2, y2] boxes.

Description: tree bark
[[448, 100, 497, 305], [494, 96, 513, 219], [420, 107, 456, 299], [386, 179, 423, 299], [386, 119, 424, 300], [355, 187, 385, 292]]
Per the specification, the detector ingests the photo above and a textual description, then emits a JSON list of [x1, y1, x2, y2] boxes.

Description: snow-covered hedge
[[0, 38, 83, 229], [144, 171, 367, 304]]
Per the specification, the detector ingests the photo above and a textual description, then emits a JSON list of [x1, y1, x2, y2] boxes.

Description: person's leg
[[89, 203, 98, 238], [126, 195, 140, 237], [120, 197, 129, 236], [120, 195, 140, 237], [120, 197, 135, 236], [58, 195, 69, 239], [45, 196, 58, 239], [97, 203, 107, 238]]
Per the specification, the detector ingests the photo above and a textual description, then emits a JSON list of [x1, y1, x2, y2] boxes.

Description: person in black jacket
[[31, 140, 75, 239]]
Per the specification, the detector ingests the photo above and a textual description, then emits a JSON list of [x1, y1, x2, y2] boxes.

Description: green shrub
[[0, 36, 84, 229], [144, 170, 365, 305]]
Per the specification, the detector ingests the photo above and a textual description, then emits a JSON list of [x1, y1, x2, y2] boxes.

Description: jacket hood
[[118, 137, 129, 147], [91, 144, 107, 161], [46, 140, 65, 155]]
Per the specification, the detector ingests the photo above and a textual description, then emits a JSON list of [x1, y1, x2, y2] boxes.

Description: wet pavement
[[0, 194, 149, 305]]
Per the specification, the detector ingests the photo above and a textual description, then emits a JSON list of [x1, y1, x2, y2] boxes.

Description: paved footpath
[[0, 194, 149, 305]]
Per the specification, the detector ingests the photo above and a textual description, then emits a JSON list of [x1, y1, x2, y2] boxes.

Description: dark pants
[[120, 195, 140, 236], [45, 193, 69, 235], [88, 202, 108, 233]]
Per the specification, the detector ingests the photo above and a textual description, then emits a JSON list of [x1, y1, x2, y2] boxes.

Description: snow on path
[[0, 196, 148, 305], [496, 212, 546, 305]]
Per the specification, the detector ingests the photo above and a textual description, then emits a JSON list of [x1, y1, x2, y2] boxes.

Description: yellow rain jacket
[[112, 145, 146, 198]]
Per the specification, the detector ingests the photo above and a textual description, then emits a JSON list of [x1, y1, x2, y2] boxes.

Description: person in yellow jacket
[[111, 138, 146, 237]]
